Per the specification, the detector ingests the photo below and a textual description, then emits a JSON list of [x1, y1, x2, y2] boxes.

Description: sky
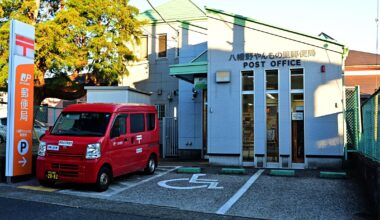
[[129, 0, 378, 54]]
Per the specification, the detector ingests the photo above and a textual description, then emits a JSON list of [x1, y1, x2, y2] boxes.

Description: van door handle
[[124, 138, 128, 142]]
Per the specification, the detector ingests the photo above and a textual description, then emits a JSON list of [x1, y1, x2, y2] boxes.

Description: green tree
[[0, 0, 144, 105]]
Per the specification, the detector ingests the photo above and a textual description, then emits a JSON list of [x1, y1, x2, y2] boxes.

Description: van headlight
[[86, 143, 101, 159], [38, 141, 46, 157]]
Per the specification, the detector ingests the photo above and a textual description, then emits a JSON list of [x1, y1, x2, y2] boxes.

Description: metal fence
[[345, 86, 361, 151], [359, 88, 380, 161], [162, 117, 178, 158]]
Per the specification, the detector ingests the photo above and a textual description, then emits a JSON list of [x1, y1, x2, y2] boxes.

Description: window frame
[[110, 114, 128, 139], [146, 113, 156, 131], [130, 113, 145, 133], [157, 34, 167, 58], [139, 35, 148, 60]]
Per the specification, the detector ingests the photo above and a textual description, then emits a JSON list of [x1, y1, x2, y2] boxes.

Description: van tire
[[95, 166, 111, 192], [39, 180, 55, 188], [144, 155, 156, 175]]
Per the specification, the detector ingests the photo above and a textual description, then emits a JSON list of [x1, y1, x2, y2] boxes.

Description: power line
[[146, 0, 179, 37], [207, 15, 343, 54]]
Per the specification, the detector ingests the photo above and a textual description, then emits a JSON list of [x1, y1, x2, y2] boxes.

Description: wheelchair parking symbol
[[158, 174, 223, 190]]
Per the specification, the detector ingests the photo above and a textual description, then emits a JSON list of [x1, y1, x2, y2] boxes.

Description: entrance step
[[320, 171, 347, 179], [176, 167, 201, 173], [221, 168, 246, 174], [269, 169, 295, 177]]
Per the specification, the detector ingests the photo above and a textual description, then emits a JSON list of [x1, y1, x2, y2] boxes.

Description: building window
[[130, 114, 145, 133], [176, 32, 180, 57], [266, 70, 278, 90], [291, 68, 303, 90], [158, 34, 167, 58], [242, 71, 254, 91], [139, 35, 148, 60], [155, 104, 165, 120]]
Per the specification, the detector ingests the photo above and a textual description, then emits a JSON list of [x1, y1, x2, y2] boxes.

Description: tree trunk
[[34, 84, 86, 106]]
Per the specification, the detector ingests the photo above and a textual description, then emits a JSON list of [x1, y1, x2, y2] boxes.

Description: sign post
[[6, 20, 35, 182]]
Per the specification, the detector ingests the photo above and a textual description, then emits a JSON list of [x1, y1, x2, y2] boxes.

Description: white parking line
[[106, 166, 181, 196], [216, 169, 264, 215], [59, 166, 180, 197]]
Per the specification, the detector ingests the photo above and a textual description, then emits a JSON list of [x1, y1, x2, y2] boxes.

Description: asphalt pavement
[[0, 197, 156, 220], [0, 162, 374, 220]]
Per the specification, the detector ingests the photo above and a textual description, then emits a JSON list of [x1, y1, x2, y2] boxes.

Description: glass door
[[266, 70, 279, 163], [242, 95, 254, 162], [290, 68, 304, 164], [291, 94, 304, 163], [241, 71, 254, 163], [266, 94, 279, 162]]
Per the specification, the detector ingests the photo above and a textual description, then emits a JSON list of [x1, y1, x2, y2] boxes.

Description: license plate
[[47, 145, 59, 151], [46, 171, 58, 180]]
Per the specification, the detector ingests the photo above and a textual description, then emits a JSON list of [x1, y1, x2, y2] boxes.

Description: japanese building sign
[[228, 49, 316, 69], [6, 20, 35, 178]]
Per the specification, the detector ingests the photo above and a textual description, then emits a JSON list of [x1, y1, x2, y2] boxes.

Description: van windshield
[[51, 112, 111, 137]]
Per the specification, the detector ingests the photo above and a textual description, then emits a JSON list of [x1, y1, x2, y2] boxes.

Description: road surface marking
[[216, 169, 264, 215], [158, 173, 223, 190], [17, 185, 57, 192], [59, 166, 180, 197]]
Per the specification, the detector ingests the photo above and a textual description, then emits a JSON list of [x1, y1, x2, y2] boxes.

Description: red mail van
[[36, 103, 159, 191]]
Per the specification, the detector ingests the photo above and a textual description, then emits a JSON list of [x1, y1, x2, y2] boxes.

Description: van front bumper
[[36, 156, 100, 184]]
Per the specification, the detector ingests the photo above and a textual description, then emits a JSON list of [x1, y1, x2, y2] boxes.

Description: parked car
[[0, 117, 49, 143], [36, 103, 160, 191]]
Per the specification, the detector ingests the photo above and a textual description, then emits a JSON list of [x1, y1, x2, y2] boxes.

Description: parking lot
[[4, 164, 372, 219]]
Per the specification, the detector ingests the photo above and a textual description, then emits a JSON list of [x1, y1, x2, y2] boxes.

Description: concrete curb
[[176, 167, 201, 173], [269, 170, 295, 177], [320, 171, 347, 179]]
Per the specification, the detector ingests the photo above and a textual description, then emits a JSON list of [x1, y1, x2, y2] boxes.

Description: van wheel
[[95, 166, 111, 192], [144, 155, 156, 175], [39, 180, 55, 188]]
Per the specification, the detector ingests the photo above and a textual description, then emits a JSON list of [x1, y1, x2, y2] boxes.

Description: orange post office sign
[[11, 64, 34, 176], [6, 20, 35, 178]]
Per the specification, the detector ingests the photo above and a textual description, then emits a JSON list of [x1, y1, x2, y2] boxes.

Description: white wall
[[86, 87, 151, 104], [178, 20, 208, 151], [207, 11, 345, 166]]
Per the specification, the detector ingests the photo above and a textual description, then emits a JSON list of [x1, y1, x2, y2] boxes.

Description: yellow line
[[17, 185, 57, 192]]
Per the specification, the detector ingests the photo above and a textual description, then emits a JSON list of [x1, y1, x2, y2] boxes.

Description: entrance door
[[241, 70, 255, 165], [291, 112, 304, 163], [291, 93, 304, 163], [242, 94, 254, 163]]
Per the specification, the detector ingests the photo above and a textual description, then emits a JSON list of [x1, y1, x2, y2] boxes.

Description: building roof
[[205, 7, 346, 49], [138, 0, 206, 23], [345, 75, 380, 96], [345, 50, 380, 66]]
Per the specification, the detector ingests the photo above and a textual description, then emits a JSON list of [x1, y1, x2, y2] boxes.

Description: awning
[[169, 51, 208, 83]]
